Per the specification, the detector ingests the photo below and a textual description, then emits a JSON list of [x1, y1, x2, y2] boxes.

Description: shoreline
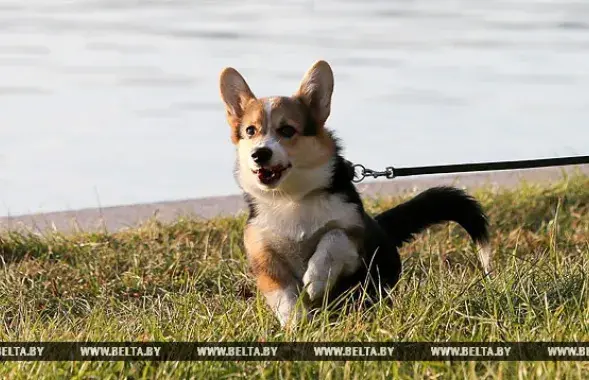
[[1, 164, 587, 234]]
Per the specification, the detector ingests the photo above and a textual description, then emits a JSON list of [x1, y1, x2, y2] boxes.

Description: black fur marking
[[293, 96, 319, 136], [374, 186, 489, 247], [317, 157, 490, 306], [323, 130, 364, 207], [302, 118, 318, 136], [325, 156, 363, 207], [243, 193, 258, 222]]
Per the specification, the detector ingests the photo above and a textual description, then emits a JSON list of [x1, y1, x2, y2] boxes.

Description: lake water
[[1, 0, 588, 216]]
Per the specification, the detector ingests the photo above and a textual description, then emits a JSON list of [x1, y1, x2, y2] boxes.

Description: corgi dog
[[219, 60, 492, 327]]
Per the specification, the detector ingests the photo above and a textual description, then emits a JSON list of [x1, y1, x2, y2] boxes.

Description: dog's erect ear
[[295, 60, 334, 127], [219, 67, 256, 142]]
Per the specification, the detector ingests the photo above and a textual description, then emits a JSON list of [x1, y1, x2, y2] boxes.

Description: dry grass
[[0, 175, 588, 379]]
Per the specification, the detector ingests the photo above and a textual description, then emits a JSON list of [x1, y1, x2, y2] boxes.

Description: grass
[[0, 174, 588, 379]]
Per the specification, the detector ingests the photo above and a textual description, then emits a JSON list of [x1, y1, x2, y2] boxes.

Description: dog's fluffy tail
[[374, 186, 493, 274]]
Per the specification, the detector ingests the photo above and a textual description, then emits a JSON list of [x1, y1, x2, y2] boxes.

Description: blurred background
[[0, 0, 588, 217]]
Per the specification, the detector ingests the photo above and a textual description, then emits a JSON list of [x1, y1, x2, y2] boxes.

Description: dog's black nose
[[251, 147, 273, 165]]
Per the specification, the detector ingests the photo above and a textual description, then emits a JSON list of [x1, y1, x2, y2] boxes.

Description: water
[[0, 0, 588, 217]]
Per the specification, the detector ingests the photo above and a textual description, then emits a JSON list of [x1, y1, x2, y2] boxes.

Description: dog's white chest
[[254, 194, 360, 242]]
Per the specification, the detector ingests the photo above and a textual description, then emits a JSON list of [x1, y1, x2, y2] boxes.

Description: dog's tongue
[[257, 168, 274, 181]]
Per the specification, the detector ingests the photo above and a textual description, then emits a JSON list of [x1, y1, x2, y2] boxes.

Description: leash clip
[[351, 164, 395, 183]]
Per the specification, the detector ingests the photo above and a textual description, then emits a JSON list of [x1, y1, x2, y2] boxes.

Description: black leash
[[351, 155, 589, 183]]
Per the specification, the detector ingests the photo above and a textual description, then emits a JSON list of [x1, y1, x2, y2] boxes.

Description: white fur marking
[[276, 159, 333, 200], [253, 192, 362, 246], [263, 98, 273, 125], [251, 192, 362, 283], [303, 229, 360, 302], [265, 284, 305, 327], [478, 243, 493, 276]]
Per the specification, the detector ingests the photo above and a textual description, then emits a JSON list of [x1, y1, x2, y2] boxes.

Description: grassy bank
[[0, 175, 588, 378]]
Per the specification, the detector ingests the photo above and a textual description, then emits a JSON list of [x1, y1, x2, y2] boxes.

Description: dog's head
[[219, 60, 337, 200]]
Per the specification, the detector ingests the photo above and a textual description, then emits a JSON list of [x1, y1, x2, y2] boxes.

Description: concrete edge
[[1, 164, 587, 234]]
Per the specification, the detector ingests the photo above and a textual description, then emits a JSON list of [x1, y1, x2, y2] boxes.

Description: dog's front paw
[[280, 306, 308, 330], [302, 269, 327, 303], [276, 301, 312, 331]]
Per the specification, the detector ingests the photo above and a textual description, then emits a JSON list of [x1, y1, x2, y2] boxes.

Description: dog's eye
[[277, 125, 296, 138], [245, 126, 256, 137]]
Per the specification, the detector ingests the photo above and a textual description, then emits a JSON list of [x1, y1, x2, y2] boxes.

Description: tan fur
[[234, 100, 267, 153], [219, 68, 257, 143], [241, 100, 266, 135], [286, 131, 336, 169], [295, 60, 334, 127], [256, 273, 281, 294], [219, 60, 335, 147], [244, 224, 305, 326], [244, 224, 292, 293], [265, 97, 305, 132]]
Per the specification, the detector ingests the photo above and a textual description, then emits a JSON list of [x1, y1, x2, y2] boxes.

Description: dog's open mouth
[[253, 164, 291, 186]]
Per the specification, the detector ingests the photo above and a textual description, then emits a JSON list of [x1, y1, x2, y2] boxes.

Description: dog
[[219, 60, 492, 327]]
